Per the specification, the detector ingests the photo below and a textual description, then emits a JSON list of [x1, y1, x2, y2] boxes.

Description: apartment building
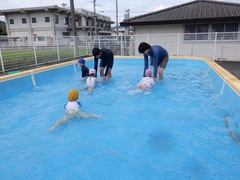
[[0, 5, 113, 45]]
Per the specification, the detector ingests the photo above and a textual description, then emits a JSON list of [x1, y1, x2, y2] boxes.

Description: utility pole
[[70, 0, 77, 36], [116, 0, 119, 35], [70, 0, 79, 56], [93, 0, 98, 35], [125, 9, 130, 35]]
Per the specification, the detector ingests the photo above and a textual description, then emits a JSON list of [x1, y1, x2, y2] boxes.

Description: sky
[[0, 0, 240, 26]]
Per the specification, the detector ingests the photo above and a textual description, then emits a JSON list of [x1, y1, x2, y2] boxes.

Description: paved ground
[[215, 61, 240, 80]]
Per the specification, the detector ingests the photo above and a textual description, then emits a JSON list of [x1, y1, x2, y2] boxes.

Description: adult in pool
[[92, 47, 114, 80], [138, 42, 169, 80]]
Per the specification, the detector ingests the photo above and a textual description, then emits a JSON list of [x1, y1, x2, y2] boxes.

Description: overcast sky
[[1, 0, 239, 25]]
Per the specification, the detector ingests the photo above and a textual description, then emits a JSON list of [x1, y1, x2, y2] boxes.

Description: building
[[0, 5, 114, 45], [120, 0, 240, 59]]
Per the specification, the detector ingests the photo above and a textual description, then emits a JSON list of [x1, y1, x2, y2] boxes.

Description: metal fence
[[0, 32, 239, 73]]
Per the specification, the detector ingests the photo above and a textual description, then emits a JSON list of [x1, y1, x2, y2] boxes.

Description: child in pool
[[137, 69, 155, 89], [49, 89, 100, 130], [77, 58, 89, 80], [80, 69, 101, 94]]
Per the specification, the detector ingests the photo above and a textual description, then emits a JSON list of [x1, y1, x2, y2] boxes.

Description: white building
[[0, 5, 114, 45], [120, 0, 240, 60]]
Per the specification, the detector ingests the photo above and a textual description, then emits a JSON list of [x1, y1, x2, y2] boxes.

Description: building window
[[45, 17, 50, 22], [22, 18, 27, 24], [86, 20, 89, 26], [10, 19, 14, 24], [212, 23, 238, 40], [38, 37, 45, 41], [54, 15, 59, 24], [63, 32, 70, 36], [184, 24, 209, 40], [32, 18, 37, 23], [185, 23, 239, 41], [64, 17, 69, 25]]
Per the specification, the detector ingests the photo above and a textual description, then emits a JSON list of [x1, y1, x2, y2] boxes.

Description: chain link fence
[[0, 32, 239, 73]]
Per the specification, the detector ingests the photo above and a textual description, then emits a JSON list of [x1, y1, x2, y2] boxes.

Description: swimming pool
[[0, 57, 240, 179]]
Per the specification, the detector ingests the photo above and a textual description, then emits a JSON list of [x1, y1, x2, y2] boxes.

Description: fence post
[[191, 40, 194, 56], [33, 45, 38, 66], [85, 37, 88, 55], [177, 33, 180, 56], [120, 35, 123, 56], [0, 48, 5, 73], [213, 32, 217, 60], [56, 37, 60, 61], [221, 38, 224, 61]]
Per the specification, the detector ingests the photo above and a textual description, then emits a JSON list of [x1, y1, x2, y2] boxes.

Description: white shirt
[[138, 77, 155, 88], [86, 76, 97, 87], [65, 101, 80, 111]]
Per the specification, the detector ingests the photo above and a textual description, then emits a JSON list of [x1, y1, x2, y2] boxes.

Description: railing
[[0, 32, 239, 73]]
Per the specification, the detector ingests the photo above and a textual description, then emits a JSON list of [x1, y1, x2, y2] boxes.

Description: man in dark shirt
[[78, 58, 89, 80], [92, 48, 114, 80]]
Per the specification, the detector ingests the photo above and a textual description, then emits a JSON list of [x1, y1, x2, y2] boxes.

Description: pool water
[[0, 58, 240, 179]]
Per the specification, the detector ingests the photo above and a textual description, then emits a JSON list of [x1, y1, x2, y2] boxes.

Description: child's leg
[[88, 86, 94, 94], [79, 84, 87, 91], [49, 111, 74, 130]]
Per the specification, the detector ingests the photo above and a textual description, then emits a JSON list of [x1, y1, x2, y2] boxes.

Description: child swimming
[[137, 69, 155, 89], [49, 89, 100, 130], [80, 69, 101, 94]]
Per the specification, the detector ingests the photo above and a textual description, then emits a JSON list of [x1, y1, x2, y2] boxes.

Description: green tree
[[0, 21, 7, 35]]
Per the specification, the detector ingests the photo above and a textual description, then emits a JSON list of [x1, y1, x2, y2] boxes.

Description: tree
[[0, 21, 7, 35]]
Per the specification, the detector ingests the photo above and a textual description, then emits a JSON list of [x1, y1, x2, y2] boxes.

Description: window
[[64, 17, 69, 25], [225, 23, 238, 40], [32, 18, 37, 23], [212, 23, 238, 40], [54, 15, 59, 24], [45, 17, 50, 22], [86, 20, 89, 26], [63, 32, 70, 36], [22, 18, 27, 24], [196, 24, 208, 40], [38, 37, 45, 41], [10, 19, 14, 24], [184, 25, 196, 40], [184, 24, 209, 40]]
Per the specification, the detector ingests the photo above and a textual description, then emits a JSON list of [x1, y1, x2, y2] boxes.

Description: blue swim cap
[[78, 58, 85, 64]]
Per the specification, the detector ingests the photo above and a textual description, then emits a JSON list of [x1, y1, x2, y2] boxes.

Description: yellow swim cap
[[67, 89, 79, 101]]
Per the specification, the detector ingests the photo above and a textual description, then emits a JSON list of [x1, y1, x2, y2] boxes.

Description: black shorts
[[100, 58, 114, 69]]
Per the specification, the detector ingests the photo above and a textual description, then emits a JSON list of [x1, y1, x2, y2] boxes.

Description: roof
[[120, 0, 240, 26], [0, 5, 70, 15], [0, 6, 114, 23]]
